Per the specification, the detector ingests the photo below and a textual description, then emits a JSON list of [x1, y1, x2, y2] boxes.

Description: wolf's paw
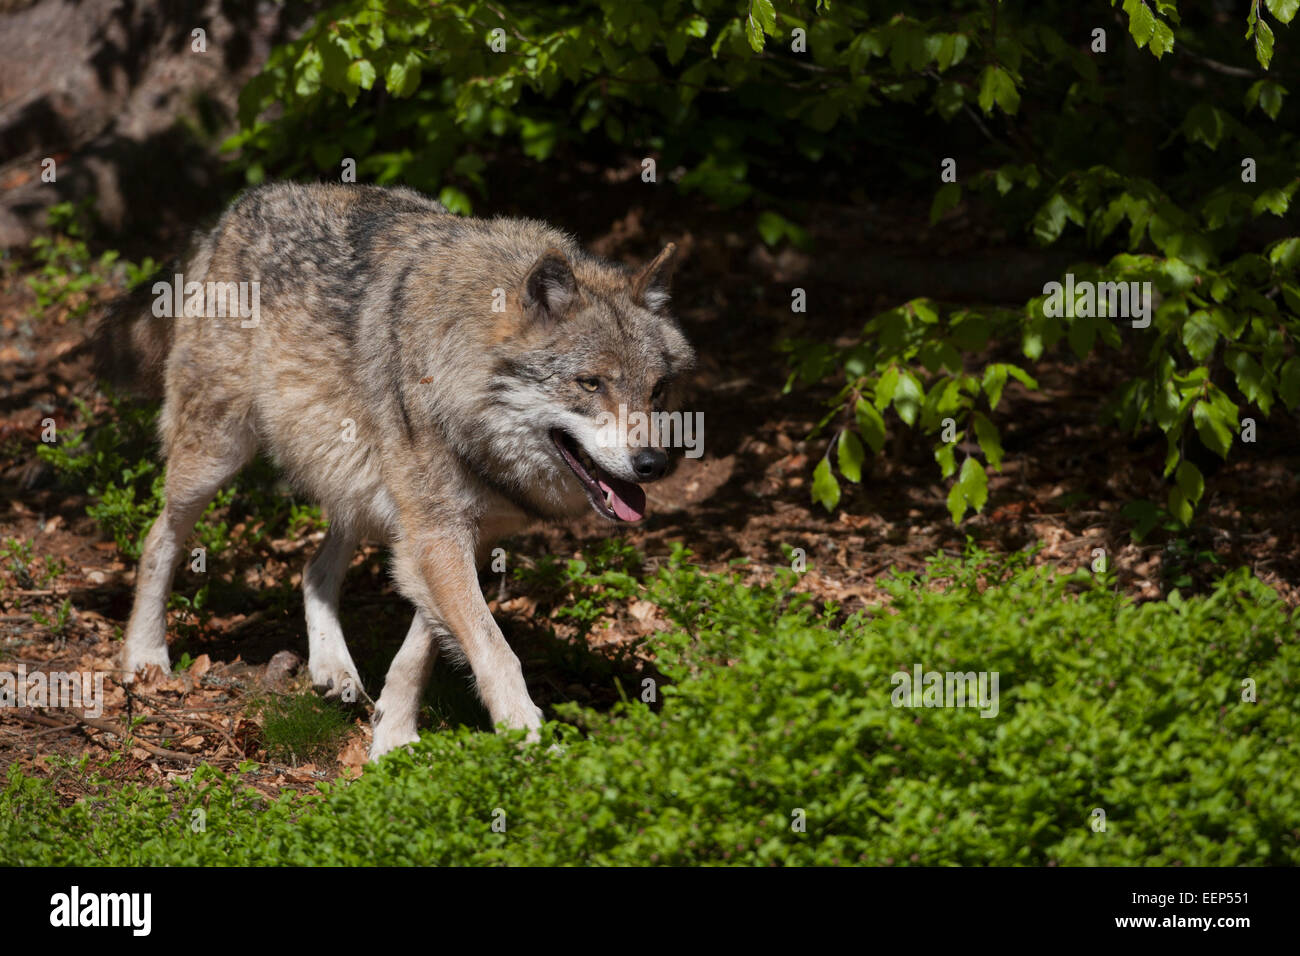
[[122, 645, 171, 681], [495, 701, 544, 741], [368, 717, 420, 762], [309, 659, 369, 704]]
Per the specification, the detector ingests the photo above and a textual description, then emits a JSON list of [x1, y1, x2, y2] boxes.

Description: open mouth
[[550, 429, 646, 522]]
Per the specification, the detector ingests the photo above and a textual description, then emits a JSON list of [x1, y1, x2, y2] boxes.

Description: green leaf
[[1253, 189, 1290, 217], [664, 29, 688, 65], [1227, 349, 1272, 412], [1032, 192, 1085, 244], [1270, 238, 1300, 269], [1266, 0, 1299, 24], [1068, 315, 1097, 360], [294, 48, 324, 98], [994, 167, 1015, 196], [874, 366, 900, 411], [935, 441, 957, 479], [437, 186, 472, 216], [930, 183, 962, 225], [757, 211, 786, 247], [936, 33, 969, 72], [812, 457, 841, 511], [910, 299, 939, 325], [837, 431, 866, 483], [1182, 310, 1219, 362], [982, 364, 1009, 410], [745, 0, 776, 52], [1175, 459, 1205, 506], [1006, 365, 1039, 390], [854, 399, 887, 453], [1152, 379, 1181, 430], [958, 456, 989, 514], [384, 60, 408, 96], [385, 51, 423, 98], [1254, 18, 1275, 69], [1125, 0, 1157, 48], [751, 0, 776, 33], [1183, 103, 1226, 149], [348, 59, 377, 91], [946, 477, 967, 524], [893, 371, 924, 426], [1150, 19, 1176, 57], [756, 211, 810, 250], [977, 66, 1020, 115], [1193, 399, 1233, 459], [971, 412, 1004, 471], [1279, 356, 1300, 408], [1245, 79, 1287, 119], [1168, 484, 1193, 525]]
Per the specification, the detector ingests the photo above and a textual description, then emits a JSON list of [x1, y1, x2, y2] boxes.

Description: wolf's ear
[[631, 242, 678, 311], [521, 249, 577, 323]]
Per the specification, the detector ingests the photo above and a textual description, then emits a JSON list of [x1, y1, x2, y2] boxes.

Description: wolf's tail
[[90, 274, 173, 400]]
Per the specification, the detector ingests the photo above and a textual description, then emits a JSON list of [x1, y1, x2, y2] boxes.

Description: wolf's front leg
[[376, 529, 542, 758], [302, 520, 367, 702]]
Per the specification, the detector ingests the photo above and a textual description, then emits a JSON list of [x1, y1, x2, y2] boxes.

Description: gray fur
[[112, 182, 693, 759]]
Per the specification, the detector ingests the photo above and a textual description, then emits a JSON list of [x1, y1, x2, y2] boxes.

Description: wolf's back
[[91, 181, 550, 399]]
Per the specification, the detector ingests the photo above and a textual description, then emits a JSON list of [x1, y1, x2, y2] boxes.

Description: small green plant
[[23, 201, 156, 319], [288, 502, 329, 536], [31, 599, 74, 640], [255, 693, 352, 766], [514, 538, 643, 639], [1, 537, 66, 589], [37, 395, 163, 559], [168, 582, 213, 646], [37, 395, 235, 560]]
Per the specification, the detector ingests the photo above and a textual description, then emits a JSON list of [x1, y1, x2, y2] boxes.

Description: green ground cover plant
[[3, 547, 1295, 866]]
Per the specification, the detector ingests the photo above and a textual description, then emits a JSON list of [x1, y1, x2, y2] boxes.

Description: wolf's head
[[479, 243, 696, 523]]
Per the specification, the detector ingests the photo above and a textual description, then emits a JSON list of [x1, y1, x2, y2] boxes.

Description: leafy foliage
[[513, 538, 643, 640], [23, 202, 156, 318], [772, 2, 1299, 528], [3, 548, 1296, 865], [1, 537, 66, 589]]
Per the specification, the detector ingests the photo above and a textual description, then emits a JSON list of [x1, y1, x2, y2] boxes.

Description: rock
[[0, 0, 310, 248], [262, 649, 303, 688]]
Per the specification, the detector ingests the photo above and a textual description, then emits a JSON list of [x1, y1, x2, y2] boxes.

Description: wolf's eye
[[651, 380, 667, 403], [577, 376, 602, 393]]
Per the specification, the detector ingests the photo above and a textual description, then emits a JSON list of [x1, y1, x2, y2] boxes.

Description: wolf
[[100, 182, 694, 759]]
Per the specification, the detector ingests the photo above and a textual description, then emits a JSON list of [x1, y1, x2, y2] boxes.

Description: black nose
[[632, 449, 668, 481]]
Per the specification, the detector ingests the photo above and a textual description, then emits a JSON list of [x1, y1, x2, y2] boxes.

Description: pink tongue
[[598, 476, 646, 522]]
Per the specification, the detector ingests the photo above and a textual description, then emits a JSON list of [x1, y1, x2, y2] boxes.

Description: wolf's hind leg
[[303, 520, 367, 701], [122, 428, 254, 678], [369, 611, 442, 760]]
